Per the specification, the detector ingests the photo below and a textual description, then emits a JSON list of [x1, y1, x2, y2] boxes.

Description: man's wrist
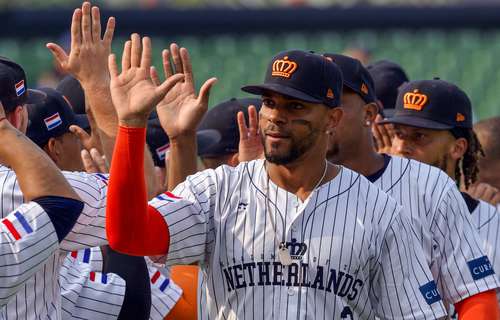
[[118, 117, 149, 128], [168, 132, 197, 146]]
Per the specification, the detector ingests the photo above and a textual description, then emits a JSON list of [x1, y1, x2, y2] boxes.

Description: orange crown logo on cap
[[326, 88, 334, 99], [403, 89, 428, 111], [456, 113, 465, 122], [272, 56, 298, 79]]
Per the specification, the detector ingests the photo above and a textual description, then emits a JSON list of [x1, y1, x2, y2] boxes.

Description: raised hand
[[151, 43, 217, 140], [109, 35, 184, 127], [81, 148, 108, 173], [238, 105, 264, 162], [46, 2, 115, 87], [372, 114, 395, 155]]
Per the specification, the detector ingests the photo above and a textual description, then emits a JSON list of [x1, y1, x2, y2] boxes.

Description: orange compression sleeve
[[455, 290, 500, 320], [106, 125, 169, 256]]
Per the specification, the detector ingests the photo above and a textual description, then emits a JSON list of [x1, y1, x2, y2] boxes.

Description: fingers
[[121, 40, 131, 72], [81, 149, 99, 173], [197, 77, 217, 107], [103, 17, 116, 46], [162, 49, 173, 78], [69, 124, 91, 142], [46, 43, 69, 68], [150, 66, 161, 86], [170, 43, 183, 74], [70, 8, 82, 51], [156, 74, 185, 98], [378, 123, 392, 147], [90, 148, 108, 173], [81, 2, 92, 44], [248, 105, 258, 137], [237, 111, 249, 141], [140, 37, 152, 70], [130, 33, 141, 68], [91, 6, 101, 43], [179, 47, 194, 85], [108, 54, 119, 78]]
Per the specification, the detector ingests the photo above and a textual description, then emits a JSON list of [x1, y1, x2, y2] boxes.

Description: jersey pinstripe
[[470, 200, 500, 302], [0, 166, 108, 320], [150, 159, 447, 320], [0, 202, 59, 307], [60, 253, 125, 320], [371, 156, 499, 308]]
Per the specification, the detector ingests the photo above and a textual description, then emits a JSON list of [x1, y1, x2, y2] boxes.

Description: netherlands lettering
[[222, 261, 363, 300]]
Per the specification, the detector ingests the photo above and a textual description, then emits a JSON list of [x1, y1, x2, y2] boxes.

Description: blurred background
[[1, 0, 500, 119]]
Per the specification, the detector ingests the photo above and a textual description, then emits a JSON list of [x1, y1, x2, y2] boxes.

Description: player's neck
[[266, 154, 339, 201], [329, 138, 386, 177]]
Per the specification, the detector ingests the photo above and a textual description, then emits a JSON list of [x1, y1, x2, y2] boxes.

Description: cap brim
[[74, 114, 90, 130], [196, 129, 222, 156], [378, 114, 453, 130], [26, 89, 47, 104], [241, 83, 322, 104], [381, 108, 396, 118]]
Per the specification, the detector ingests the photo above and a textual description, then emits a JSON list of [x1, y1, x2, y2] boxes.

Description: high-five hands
[[109, 35, 184, 127]]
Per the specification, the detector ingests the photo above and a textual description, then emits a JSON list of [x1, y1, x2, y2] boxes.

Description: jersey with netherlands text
[[149, 159, 447, 320], [0, 166, 108, 320], [370, 156, 499, 308]]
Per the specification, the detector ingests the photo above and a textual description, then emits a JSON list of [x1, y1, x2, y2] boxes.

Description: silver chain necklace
[[265, 159, 329, 266]]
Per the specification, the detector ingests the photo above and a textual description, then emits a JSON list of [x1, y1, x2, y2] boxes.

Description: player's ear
[[363, 102, 379, 126], [449, 137, 468, 161], [326, 106, 343, 133], [44, 138, 61, 164], [6, 106, 24, 132]]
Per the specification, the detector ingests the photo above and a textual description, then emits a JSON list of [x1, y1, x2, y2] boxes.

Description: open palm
[[152, 44, 216, 139], [109, 35, 184, 126]]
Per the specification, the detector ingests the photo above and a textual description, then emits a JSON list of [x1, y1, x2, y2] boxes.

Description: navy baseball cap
[[324, 53, 376, 104], [242, 50, 342, 108], [0, 57, 44, 113], [379, 79, 473, 130], [26, 88, 89, 147], [366, 60, 409, 116], [198, 98, 262, 158], [146, 117, 221, 167], [56, 75, 86, 115]]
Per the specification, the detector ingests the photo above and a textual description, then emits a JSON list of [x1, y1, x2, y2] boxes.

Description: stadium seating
[[1, 29, 499, 120]]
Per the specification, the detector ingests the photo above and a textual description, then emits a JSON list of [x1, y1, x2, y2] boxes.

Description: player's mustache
[[262, 124, 291, 137]]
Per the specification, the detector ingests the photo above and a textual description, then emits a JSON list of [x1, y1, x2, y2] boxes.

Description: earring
[[365, 120, 371, 126]]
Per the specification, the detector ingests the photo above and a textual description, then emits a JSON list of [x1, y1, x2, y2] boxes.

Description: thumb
[[197, 77, 217, 107], [46, 43, 69, 68]]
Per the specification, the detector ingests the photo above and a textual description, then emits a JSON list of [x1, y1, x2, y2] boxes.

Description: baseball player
[[105, 44, 447, 319], [378, 79, 500, 301], [323, 53, 499, 317], [0, 96, 83, 306]]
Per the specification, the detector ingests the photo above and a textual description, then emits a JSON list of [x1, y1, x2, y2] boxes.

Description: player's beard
[[261, 121, 320, 165]]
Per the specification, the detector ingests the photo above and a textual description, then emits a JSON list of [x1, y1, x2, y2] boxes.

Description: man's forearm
[[167, 133, 198, 191], [0, 122, 79, 201]]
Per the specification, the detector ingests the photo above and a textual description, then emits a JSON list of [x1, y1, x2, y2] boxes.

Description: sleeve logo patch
[[467, 256, 495, 280], [419, 281, 441, 305]]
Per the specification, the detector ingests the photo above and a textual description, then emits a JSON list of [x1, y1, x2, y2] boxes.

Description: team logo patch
[[70, 248, 91, 263], [150, 270, 171, 292], [456, 113, 466, 122], [44, 113, 63, 131], [326, 88, 334, 99], [89, 271, 107, 284], [419, 280, 441, 305], [1, 211, 33, 241], [272, 56, 298, 79], [467, 256, 495, 280], [156, 143, 170, 161], [285, 238, 308, 261], [155, 191, 182, 202], [15, 80, 25, 96], [403, 89, 428, 111]]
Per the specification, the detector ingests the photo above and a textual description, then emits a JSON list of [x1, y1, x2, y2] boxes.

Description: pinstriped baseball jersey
[[148, 265, 182, 320], [59, 253, 125, 320], [0, 202, 58, 307], [369, 156, 499, 307], [469, 199, 500, 302], [0, 166, 108, 319], [150, 159, 447, 320]]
